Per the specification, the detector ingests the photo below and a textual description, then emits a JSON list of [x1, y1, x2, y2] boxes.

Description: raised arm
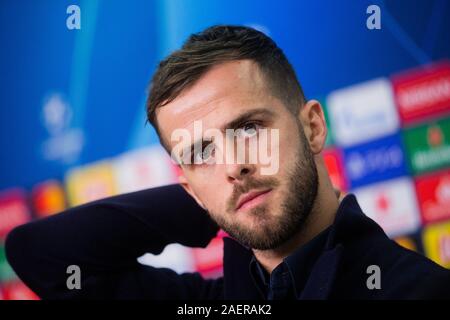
[[5, 184, 221, 299]]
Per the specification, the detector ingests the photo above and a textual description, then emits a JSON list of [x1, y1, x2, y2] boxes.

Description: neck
[[252, 159, 339, 273]]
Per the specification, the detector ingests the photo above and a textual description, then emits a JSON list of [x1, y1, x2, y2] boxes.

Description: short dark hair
[[146, 25, 307, 146]]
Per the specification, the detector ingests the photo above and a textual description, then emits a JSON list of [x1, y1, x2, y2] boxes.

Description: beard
[[207, 122, 319, 250]]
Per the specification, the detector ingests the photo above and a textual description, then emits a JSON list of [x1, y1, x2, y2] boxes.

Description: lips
[[235, 189, 272, 211]]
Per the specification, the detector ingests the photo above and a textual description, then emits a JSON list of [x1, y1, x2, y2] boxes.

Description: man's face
[[157, 60, 319, 250]]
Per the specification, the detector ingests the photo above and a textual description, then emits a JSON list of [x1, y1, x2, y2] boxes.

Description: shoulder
[[347, 233, 450, 299], [377, 239, 450, 299]]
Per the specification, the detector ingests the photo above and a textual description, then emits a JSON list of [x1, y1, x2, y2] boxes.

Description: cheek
[[277, 127, 299, 170], [187, 171, 227, 211], [202, 190, 228, 216]]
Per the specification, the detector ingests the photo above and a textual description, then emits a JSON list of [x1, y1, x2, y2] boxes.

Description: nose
[[225, 162, 256, 183]]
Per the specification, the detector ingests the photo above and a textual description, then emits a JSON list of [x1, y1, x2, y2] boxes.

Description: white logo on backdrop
[[41, 93, 84, 164]]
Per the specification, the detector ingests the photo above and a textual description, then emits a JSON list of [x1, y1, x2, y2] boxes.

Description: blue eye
[[239, 122, 260, 138], [193, 143, 215, 164]]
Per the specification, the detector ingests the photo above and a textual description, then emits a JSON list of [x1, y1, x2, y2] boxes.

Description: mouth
[[235, 189, 272, 212]]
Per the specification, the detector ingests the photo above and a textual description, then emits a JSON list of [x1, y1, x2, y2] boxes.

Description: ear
[[178, 174, 206, 210], [298, 99, 327, 154]]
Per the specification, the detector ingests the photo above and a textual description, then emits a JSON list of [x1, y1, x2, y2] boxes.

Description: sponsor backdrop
[[0, 0, 449, 299]]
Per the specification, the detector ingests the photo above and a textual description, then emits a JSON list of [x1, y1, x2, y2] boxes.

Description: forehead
[[156, 60, 282, 147]]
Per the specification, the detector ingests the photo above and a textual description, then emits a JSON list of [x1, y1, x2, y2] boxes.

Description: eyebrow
[[220, 108, 276, 132], [180, 107, 276, 162]]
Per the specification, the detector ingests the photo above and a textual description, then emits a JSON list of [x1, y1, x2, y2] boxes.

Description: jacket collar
[[222, 194, 385, 300]]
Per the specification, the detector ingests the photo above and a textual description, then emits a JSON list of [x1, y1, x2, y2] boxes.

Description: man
[[5, 25, 450, 299]]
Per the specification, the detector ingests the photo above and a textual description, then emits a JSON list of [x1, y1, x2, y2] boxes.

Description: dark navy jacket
[[5, 184, 450, 299]]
